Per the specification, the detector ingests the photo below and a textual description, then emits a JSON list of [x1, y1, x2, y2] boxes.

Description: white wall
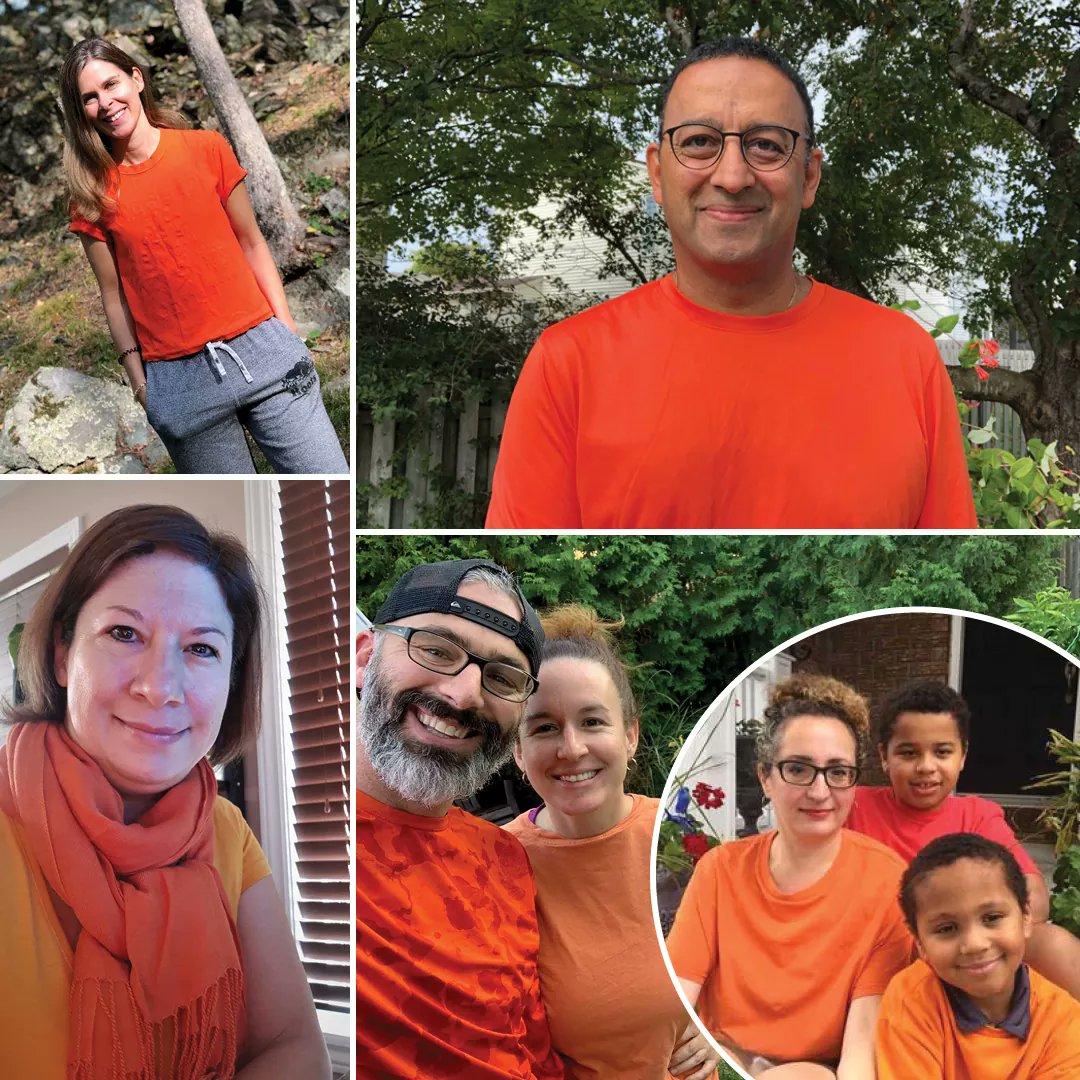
[[0, 477, 251, 560]]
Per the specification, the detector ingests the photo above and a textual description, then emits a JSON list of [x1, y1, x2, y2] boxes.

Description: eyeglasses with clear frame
[[372, 623, 537, 702], [773, 759, 860, 789], [662, 123, 806, 172]]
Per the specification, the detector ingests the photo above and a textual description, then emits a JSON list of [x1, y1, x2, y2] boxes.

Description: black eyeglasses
[[372, 624, 537, 702], [774, 760, 860, 789], [662, 123, 805, 172]]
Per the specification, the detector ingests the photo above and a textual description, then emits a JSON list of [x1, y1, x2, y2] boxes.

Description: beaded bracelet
[[117, 345, 141, 363]]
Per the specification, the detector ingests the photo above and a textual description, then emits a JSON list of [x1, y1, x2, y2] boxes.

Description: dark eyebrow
[[785, 753, 855, 766], [105, 605, 227, 639], [527, 702, 611, 724], [413, 623, 523, 669], [671, 117, 784, 130]]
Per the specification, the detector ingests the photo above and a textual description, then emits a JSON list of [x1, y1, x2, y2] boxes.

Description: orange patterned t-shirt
[[357, 788, 564, 1079]]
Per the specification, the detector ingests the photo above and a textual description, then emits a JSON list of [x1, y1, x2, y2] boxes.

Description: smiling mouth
[[554, 770, 599, 784], [414, 708, 476, 741], [100, 107, 128, 125], [911, 781, 941, 792], [118, 718, 187, 742], [958, 956, 1003, 975]]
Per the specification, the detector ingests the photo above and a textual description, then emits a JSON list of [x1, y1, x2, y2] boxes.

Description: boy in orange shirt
[[876, 834, 1080, 1079]]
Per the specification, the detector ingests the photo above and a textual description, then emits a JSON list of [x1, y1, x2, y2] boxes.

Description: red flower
[[693, 782, 726, 809], [682, 833, 711, 863], [976, 365, 990, 382]]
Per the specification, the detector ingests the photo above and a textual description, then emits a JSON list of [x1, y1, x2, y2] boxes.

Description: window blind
[[277, 479, 351, 1013]]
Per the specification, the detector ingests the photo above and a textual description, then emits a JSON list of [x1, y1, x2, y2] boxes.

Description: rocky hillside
[[0, 0, 350, 468]]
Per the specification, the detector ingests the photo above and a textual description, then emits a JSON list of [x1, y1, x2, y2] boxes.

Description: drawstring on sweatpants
[[205, 340, 254, 383]]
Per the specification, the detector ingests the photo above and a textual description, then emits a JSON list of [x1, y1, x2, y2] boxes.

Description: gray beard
[[358, 656, 517, 809]]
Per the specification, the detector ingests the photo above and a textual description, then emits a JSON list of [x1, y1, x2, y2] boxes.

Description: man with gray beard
[[356, 558, 564, 1080]]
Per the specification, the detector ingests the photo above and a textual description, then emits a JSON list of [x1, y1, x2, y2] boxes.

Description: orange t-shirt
[[505, 796, 692, 1080], [0, 796, 271, 1079], [876, 960, 1080, 1079], [846, 786, 1039, 874], [486, 276, 977, 529], [357, 788, 564, 1079], [665, 829, 914, 1064], [70, 127, 273, 361]]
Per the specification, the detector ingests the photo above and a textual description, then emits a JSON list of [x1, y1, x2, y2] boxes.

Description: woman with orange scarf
[[0, 505, 329, 1079]]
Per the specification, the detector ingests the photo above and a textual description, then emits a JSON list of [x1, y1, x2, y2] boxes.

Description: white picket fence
[[359, 346, 1037, 528]]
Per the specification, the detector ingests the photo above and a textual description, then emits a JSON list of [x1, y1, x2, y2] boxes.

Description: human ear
[[625, 716, 640, 760], [53, 623, 69, 688], [801, 145, 823, 210], [512, 741, 526, 774], [355, 629, 375, 691], [645, 141, 664, 208], [131, 67, 145, 93], [877, 743, 889, 773]]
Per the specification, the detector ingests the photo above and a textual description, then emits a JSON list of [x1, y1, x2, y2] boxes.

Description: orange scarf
[[0, 722, 245, 1079]]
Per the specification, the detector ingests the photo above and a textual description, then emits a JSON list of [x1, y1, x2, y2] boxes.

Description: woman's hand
[[669, 1022, 720, 1080]]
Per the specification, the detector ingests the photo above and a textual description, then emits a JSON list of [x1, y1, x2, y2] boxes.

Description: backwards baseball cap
[[373, 558, 544, 675]]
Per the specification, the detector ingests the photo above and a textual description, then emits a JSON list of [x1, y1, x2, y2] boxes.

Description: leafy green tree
[[360, 1, 1078, 458], [358, 534, 1064, 794]]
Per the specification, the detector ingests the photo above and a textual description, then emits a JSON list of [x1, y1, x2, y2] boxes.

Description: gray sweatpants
[[144, 316, 348, 475]]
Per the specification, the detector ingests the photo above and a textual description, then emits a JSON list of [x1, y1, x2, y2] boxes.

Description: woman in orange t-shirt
[[666, 675, 914, 1079], [58, 38, 347, 475], [0, 505, 328, 1079], [506, 605, 718, 1080]]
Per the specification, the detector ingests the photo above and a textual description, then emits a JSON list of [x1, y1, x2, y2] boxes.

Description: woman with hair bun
[[58, 37, 347, 474], [666, 674, 914, 1079], [506, 605, 718, 1079]]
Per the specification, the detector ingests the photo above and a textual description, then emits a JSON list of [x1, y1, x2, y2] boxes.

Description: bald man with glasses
[[356, 558, 564, 1080], [487, 36, 975, 531]]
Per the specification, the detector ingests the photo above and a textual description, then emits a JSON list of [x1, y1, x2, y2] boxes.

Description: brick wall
[[791, 613, 952, 783]]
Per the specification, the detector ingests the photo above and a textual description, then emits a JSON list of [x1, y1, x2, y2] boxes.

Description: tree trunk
[[172, 0, 306, 271]]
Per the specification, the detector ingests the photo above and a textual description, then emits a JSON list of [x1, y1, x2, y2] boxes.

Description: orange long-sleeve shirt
[[487, 276, 977, 529], [876, 960, 1080, 1079]]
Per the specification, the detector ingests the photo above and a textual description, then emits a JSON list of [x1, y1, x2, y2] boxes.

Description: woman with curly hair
[[58, 37, 347, 474], [666, 675, 914, 1079], [507, 605, 718, 1079]]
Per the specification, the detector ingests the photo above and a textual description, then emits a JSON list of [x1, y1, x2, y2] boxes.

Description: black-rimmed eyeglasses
[[662, 123, 806, 172], [773, 760, 860, 789], [372, 624, 537, 702]]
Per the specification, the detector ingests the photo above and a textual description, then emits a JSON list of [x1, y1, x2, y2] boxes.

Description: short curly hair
[[756, 673, 869, 769], [899, 833, 1028, 934], [874, 681, 970, 750]]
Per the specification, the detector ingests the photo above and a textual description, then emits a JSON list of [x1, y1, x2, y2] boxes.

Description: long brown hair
[[59, 38, 189, 224], [6, 504, 263, 766]]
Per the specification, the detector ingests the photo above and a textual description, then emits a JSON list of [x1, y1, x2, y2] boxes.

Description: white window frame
[[244, 482, 351, 1057]]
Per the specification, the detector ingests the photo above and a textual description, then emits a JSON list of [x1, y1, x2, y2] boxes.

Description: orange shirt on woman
[[506, 795, 691, 1080], [0, 795, 271, 1079], [70, 127, 272, 361], [666, 829, 913, 1064]]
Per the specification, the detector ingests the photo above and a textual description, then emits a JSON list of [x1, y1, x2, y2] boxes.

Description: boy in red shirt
[[847, 680, 1080, 998], [876, 834, 1080, 1079]]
